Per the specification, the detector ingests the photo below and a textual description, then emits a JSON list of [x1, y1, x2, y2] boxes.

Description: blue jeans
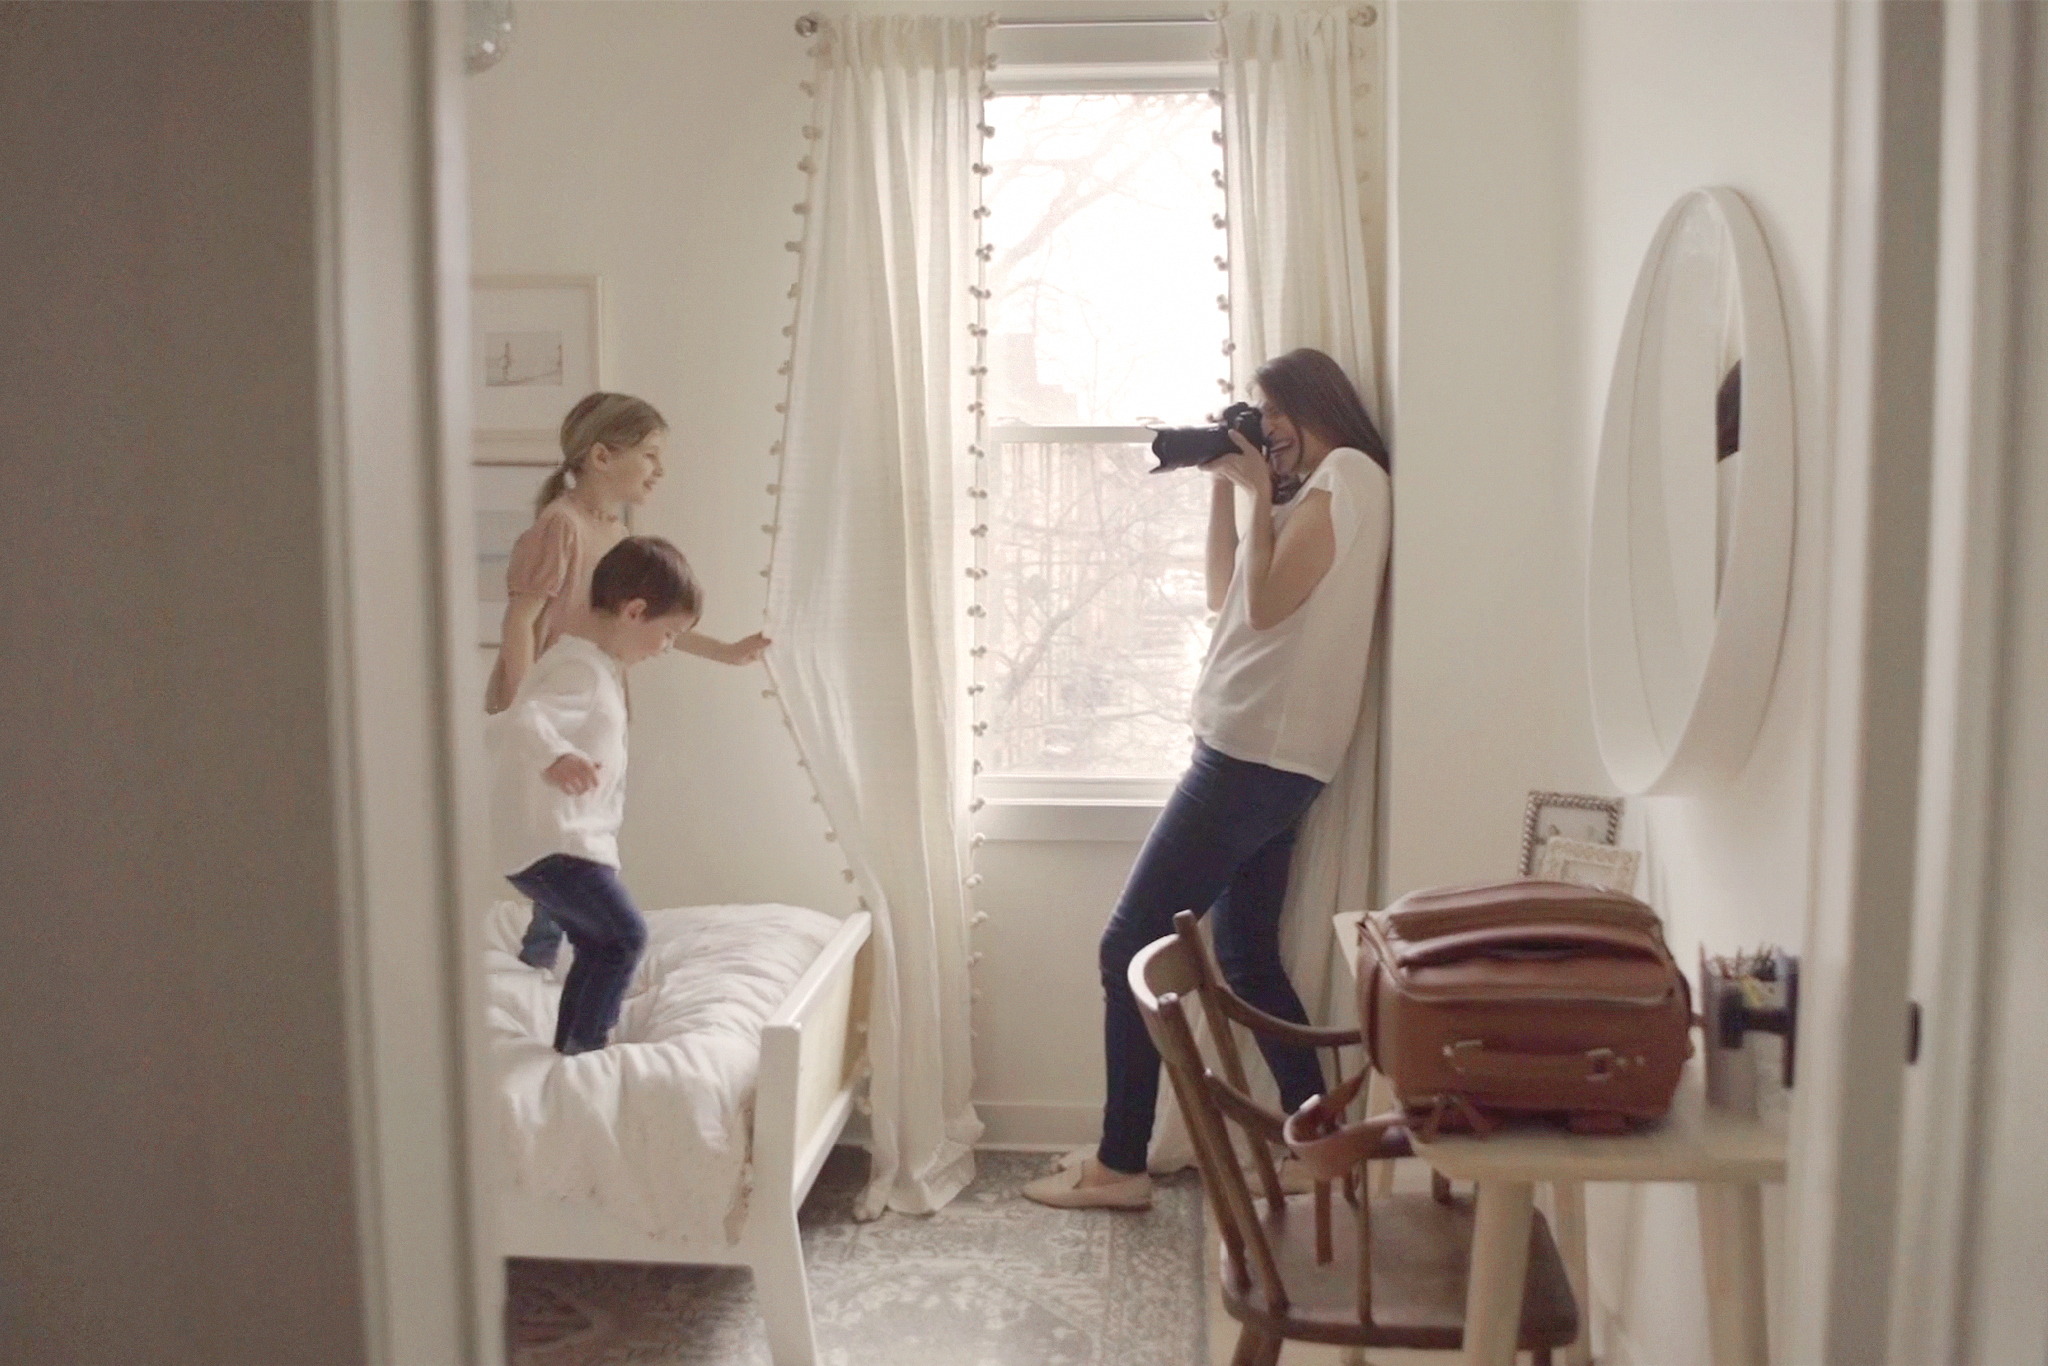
[[506, 854, 647, 1055], [518, 904, 562, 969], [1097, 741, 1327, 1175]]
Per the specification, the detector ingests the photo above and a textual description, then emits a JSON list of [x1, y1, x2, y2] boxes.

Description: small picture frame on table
[[472, 274, 602, 438], [473, 436, 559, 649], [1534, 837, 1642, 896], [1520, 790, 1625, 876]]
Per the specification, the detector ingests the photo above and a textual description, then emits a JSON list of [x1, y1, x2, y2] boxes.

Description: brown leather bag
[[1357, 880, 1694, 1136]]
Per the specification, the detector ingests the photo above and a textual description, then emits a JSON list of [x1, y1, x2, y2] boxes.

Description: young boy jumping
[[490, 535, 702, 1054]]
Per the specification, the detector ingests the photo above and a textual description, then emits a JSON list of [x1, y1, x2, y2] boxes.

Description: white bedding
[[485, 898, 843, 1245]]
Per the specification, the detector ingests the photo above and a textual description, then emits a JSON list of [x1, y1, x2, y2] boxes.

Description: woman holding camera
[[1024, 347, 1392, 1210]]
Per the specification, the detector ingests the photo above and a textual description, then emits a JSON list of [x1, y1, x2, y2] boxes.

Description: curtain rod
[[793, 10, 1375, 36]]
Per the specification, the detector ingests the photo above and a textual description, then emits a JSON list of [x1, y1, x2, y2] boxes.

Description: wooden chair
[[1130, 930, 1580, 1366]]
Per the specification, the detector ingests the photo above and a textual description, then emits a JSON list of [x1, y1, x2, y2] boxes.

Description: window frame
[[973, 20, 1222, 841]]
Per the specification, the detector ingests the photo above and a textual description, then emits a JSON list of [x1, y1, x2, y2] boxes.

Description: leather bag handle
[[1392, 922, 1667, 969]]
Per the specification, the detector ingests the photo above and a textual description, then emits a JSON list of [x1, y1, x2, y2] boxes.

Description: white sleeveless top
[[1190, 446, 1391, 782]]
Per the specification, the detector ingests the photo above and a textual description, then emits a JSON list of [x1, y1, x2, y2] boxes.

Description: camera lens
[[1147, 402, 1266, 473]]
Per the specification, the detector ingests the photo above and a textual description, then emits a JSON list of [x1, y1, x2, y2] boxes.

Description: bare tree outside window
[[979, 93, 1228, 779]]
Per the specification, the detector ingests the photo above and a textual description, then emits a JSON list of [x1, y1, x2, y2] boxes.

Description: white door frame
[[317, 2, 500, 1361], [1891, 4, 2048, 1361], [1780, 3, 1945, 1364]]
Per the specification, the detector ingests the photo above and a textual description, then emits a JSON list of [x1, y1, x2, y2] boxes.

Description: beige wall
[[0, 4, 367, 1362]]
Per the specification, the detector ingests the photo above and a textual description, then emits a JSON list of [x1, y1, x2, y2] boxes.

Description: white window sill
[[978, 797, 1164, 843]]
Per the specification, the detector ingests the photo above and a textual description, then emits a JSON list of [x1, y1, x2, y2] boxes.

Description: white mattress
[[485, 898, 843, 1244]]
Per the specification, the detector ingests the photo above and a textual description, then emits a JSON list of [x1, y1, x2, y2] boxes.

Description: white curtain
[[1150, 4, 1389, 1168], [765, 14, 986, 1219]]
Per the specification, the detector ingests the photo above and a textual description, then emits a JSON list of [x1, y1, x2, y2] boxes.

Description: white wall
[[0, 5, 367, 1361], [1388, 1, 1839, 1362], [465, 0, 1127, 1143], [1391, 3, 1839, 1364], [1382, 0, 1593, 901], [1571, 7, 1837, 1365], [1573, 0, 1837, 974], [467, 0, 848, 915]]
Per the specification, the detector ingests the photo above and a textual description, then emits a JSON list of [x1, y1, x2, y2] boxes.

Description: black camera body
[[1149, 401, 1266, 472]]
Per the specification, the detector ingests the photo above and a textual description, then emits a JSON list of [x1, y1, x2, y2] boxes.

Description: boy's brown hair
[[590, 535, 701, 620]]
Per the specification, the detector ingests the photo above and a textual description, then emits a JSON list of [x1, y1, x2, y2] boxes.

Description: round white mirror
[[1588, 187, 1793, 795]]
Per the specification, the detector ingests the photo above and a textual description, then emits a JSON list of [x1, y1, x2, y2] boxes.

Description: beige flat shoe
[[1022, 1160, 1152, 1210], [1068, 1142, 1314, 1191]]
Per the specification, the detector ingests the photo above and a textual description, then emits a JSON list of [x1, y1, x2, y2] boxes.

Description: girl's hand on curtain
[[720, 632, 771, 665], [676, 631, 771, 666]]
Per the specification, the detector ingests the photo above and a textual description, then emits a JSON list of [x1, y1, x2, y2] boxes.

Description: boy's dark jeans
[[1097, 741, 1328, 1175], [506, 854, 646, 1055], [518, 904, 563, 969]]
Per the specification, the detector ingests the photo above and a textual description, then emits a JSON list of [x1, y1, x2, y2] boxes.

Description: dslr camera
[[1148, 401, 1266, 472]]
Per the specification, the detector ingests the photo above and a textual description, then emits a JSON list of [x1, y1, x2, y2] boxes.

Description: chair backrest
[[1134, 931, 1393, 1323], [1128, 934, 1289, 1313]]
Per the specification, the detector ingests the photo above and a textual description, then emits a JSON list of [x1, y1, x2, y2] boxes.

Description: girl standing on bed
[[488, 391, 769, 969]]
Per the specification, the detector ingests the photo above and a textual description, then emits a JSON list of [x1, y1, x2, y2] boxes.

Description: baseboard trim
[[972, 1101, 1100, 1150]]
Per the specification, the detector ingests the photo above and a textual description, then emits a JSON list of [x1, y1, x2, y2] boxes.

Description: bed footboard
[[752, 910, 872, 1213]]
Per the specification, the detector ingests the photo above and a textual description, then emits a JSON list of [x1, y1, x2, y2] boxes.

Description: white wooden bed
[[495, 908, 872, 1366]]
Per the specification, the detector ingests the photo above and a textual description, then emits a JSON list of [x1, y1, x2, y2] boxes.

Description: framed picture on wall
[[1520, 790, 1625, 876], [1534, 837, 1641, 896], [473, 436, 557, 648], [472, 274, 602, 437]]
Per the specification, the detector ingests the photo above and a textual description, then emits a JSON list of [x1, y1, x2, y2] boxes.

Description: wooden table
[[1331, 910, 1786, 1366]]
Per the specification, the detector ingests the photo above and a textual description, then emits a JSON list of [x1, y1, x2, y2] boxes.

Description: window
[[974, 22, 1226, 837]]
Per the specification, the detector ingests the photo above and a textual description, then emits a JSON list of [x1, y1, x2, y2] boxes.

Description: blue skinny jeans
[[1097, 741, 1327, 1175], [505, 853, 646, 1055]]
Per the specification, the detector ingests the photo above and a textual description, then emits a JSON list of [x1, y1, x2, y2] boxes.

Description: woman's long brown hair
[[1253, 349, 1389, 474]]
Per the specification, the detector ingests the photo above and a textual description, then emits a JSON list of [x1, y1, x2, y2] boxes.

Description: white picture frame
[[472, 274, 602, 437], [1520, 790, 1625, 876], [1534, 837, 1642, 896], [472, 436, 556, 648]]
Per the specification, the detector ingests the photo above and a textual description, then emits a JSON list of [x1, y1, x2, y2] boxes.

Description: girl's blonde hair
[[536, 392, 668, 515]]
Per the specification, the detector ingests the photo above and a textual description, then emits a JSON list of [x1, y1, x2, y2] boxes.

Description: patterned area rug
[[507, 1148, 1208, 1366]]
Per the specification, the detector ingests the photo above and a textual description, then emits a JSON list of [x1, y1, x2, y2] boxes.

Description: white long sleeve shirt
[[488, 634, 629, 875]]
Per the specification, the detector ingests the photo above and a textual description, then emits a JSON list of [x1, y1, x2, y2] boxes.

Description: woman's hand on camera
[[1207, 430, 1274, 501]]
